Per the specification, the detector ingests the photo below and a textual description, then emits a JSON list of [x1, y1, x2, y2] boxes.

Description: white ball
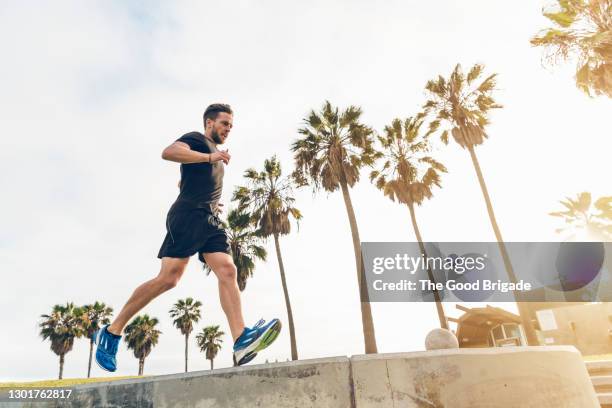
[[425, 328, 459, 350]]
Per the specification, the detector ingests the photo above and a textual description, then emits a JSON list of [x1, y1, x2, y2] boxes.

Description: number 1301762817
[[6, 388, 73, 400]]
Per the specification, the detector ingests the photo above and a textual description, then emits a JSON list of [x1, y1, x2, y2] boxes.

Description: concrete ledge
[[2, 356, 352, 408], [1, 347, 599, 407], [350, 346, 599, 408]]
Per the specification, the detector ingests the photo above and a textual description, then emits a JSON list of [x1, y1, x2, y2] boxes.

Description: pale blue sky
[[0, 0, 610, 381]]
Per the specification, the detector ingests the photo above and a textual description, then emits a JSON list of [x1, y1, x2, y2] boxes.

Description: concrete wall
[[1, 347, 599, 408], [539, 302, 612, 355], [2, 357, 352, 408], [351, 346, 598, 408]]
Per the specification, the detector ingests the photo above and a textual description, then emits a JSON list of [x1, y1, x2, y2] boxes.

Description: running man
[[93, 103, 281, 371]]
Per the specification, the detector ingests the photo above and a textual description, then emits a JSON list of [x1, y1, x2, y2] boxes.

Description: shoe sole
[[254, 320, 282, 352], [95, 356, 116, 373], [237, 352, 258, 366]]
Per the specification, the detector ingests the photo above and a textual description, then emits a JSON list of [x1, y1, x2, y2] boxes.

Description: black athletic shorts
[[157, 206, 231, 264]]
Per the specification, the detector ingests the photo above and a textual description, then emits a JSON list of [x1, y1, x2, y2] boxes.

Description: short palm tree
[[531, 0, 612, 97], [292, 101, 379, 354], [124, 315, 161, 376], [550, 192, 612, 240], [370, 113, 449, 328], [79, 302, 113, 378], [233, 156, 302, 360], [169, 297, 202, 373], [39, 302, 84, 379], [196, 325, 225, 370], [424, 63, 538, 345]]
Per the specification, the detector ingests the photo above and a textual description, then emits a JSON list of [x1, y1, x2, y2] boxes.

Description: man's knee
[[158, 262, 186, 290], [215, 261, 237, 283], [160, 276, 180, 290]]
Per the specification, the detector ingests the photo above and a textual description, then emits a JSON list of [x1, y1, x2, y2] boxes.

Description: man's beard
[[211, 129, 224, 144]]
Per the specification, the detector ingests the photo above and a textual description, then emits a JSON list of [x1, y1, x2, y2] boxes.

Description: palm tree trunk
[[467, 145, 538, 346], [58, 354, 65, 380], [210, 358, 214, 370], [273, 233, 298, 360], [408, 202, 449, 329], [185, 333, 189, 373], [139, 357, 144, 376], [339, 179, 378, 354], [87, 338, 94, 378]]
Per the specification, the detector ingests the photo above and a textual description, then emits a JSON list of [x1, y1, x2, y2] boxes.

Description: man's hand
[[210, 150, 231, 164]]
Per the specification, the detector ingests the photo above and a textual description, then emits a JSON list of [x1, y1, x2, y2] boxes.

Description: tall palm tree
[[370, 113, 449, 328], [196, 325, 224, 370], [39, 302, 84, 379], [292, 101, 379, 354], [124, 315, 161, 376], [169, 297, 202, 373], [531, 0, 612, 97], [203, 210, 268, 291], [79, 302, 113, 378], [233, 156, 302, 360], [550, 192, 612, 240], [423, 63, 538, 345]]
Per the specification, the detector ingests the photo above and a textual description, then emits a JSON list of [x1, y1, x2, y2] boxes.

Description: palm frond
[[531, 0, 612, 97]]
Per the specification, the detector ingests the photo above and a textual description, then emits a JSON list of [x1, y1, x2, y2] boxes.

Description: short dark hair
[[203, 103, 233, 124]]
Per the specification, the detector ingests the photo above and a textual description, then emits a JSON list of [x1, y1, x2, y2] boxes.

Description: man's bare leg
[[202, 252, 245, 341], [107, 257, 189, 335]]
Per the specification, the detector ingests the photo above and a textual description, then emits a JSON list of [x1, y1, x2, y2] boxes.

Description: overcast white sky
[[0, 1, 610, 382]]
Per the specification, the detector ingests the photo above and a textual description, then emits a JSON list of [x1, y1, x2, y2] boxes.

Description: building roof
[[451, 304, 521, 347]]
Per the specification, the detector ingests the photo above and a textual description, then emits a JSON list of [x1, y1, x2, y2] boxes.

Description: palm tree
[[196, 325, 225, 370], [233, 156, 302, 360], [550, 192, 612, 240], [39, 302, 84, 379], [370, 113, 449, 328], [292, 101, 379, 354], [423, 63, 538, 345], [124, 315, 161, 376], [169, 297, 202, 373], [204, 209, 268, 291], [79, 302, 113, 378], [531, 0, 612, 97]]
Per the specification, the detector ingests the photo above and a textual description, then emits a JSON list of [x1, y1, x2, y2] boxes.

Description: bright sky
[[0, 1, 610, 381]]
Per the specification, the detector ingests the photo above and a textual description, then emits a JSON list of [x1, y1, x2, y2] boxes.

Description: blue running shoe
[[93, 325, 121, 372], [233, 318, 281, 366]]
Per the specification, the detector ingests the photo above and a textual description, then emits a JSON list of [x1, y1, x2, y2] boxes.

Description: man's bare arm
[[161, 142, 230, 164]]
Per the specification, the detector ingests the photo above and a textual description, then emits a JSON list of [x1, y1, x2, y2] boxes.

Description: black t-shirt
[[171, 131, 224, 211]]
